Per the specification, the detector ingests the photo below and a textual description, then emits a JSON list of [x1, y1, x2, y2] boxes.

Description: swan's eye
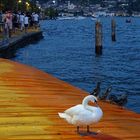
[[95, 100, 97, 103]]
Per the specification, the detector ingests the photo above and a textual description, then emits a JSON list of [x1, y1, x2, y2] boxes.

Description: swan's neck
[[82, 95, 98, 110], [82, 98, 89, 109]]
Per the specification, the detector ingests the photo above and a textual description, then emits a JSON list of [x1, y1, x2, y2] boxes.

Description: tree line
[[0, 0, 40, 12]]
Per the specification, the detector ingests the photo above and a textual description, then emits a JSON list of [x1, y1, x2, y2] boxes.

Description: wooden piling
[[95, 21, 102, 55], [111, 19, 116, 41]]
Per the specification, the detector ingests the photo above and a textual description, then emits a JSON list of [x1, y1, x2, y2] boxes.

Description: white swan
[[58, 95, 103, 133]]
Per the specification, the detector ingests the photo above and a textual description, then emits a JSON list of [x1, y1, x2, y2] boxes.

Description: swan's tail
[[58, 113, 69, 118], [58, 113, 72, 124]]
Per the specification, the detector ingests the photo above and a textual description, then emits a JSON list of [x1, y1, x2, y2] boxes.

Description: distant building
[[68, 1, 76, 10]]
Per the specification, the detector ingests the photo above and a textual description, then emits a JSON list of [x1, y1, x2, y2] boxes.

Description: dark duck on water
[[90, 83, 127, 107], [90, 82, 101, 97], [108, 93, 128, 107], [99, 86, 112, 100]]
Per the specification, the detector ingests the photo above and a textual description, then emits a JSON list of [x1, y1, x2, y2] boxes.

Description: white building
[[68, 1, 76, 10]]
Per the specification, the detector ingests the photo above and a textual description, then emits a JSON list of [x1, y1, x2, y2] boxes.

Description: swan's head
[[82, 95, 98, 105], [91, 95, 98, 103]]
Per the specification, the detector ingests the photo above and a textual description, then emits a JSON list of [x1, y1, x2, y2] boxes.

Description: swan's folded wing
[[64, 104, 85, 116]]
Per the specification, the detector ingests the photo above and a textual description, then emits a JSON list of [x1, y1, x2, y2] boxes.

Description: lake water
[[11, 17, 140, 113]]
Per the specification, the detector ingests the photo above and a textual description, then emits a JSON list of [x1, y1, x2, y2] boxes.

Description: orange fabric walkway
[[0, 58, 140, 140]]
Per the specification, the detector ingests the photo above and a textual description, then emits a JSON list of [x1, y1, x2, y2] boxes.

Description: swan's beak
[[95, 100, 99, 107]]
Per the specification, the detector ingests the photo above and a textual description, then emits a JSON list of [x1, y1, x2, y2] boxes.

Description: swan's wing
[[64, 104, 85, 116]]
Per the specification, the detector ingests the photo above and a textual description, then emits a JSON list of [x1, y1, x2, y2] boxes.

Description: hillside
[[38, 0, 100, 5], [37, 0, 140, 12]]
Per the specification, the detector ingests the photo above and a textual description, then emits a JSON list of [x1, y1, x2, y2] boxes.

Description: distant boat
[[57, 16, 75, 20], [57, 16, 86, 20], [90, 14, 98, 20], [126, 19, 131, 23], [90, 17, 97, 21], [92, 14, 99, 18], [75, 16, 86, 20]]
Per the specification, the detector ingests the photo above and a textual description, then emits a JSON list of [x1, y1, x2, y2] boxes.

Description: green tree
[[1, 0, 16, 11], [45, 8, 58, 19], [0, 0, 40, 12]]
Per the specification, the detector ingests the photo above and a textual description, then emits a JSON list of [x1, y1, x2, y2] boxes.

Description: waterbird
[[90, 82, 101, 97], [58, 95, 103, 133], [108, 93, 127, 107], [99, 86, 112, 100]]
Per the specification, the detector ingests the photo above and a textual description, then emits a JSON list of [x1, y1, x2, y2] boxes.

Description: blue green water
[[11, 17, 140, 113]]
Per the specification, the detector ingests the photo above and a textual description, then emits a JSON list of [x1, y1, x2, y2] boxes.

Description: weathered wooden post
[[111, 19, 116, 41], [95, 21, 102, 55]]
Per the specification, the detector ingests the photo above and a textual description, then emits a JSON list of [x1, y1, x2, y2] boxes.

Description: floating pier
[[0, 58, 140, 139]]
